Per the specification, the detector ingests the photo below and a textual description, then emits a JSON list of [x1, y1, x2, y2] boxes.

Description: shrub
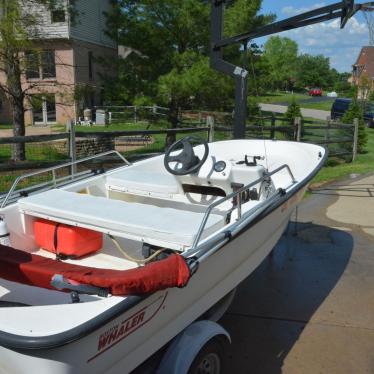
[[283, 97, 302, 140], [247, 97, 261, 117], [341, 98, 368, 154], [284, 96, 302, 122]]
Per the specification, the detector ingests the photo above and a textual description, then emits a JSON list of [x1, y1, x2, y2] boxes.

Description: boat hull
[[0, 186, 306, 374]]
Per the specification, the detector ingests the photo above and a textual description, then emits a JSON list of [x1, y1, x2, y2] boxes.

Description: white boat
[[0, 138, 326, 373]]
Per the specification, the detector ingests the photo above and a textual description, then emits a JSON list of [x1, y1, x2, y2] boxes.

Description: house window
[[25, 50, 56, 80], [51, 9, 66, 23], [25, 51, 40, 79], [41, 50, 56, 79]]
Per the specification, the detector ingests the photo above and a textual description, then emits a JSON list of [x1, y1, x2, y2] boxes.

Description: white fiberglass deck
[[18, 189, 225, 249]]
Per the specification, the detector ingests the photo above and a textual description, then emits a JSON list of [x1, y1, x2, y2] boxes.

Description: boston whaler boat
[[0, 137, 326, 373], [3, 0, 369, 370]]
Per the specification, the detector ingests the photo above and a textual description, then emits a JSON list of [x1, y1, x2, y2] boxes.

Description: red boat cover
[[0, 244, 191, 295]]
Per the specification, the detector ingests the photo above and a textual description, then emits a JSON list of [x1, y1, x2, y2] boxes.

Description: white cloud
[[276, 17, 369, 71], [282, 3, 326, 16]]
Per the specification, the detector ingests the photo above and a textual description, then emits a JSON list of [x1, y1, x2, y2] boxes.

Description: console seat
[[106, 169, 180, 196]]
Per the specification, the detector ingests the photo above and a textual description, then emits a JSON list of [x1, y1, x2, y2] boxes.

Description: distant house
[[352, 46, 374, 95], [0, 0, 117, 125]]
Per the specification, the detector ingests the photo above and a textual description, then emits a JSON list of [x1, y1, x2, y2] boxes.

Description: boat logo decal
[[87, 292, 168, 363]]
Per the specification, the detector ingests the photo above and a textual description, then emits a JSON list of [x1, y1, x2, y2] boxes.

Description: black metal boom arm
[[211, 0, 374, 138]]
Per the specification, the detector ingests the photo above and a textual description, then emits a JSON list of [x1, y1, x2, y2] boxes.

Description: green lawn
[[0, 144, 67, 162], [258, 92, 309, 104], [311, 129, 374, 186], [0, 124, 14, 130], [301, 100, 334, 111]]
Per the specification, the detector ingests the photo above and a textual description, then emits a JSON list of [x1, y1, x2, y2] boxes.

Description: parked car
[[309, 88, 323, 96], [327, 91, 338, 98], [331, 98, 374, 127]]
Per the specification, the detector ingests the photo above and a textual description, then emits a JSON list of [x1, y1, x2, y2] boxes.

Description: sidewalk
[[0, 125, 53, 138]]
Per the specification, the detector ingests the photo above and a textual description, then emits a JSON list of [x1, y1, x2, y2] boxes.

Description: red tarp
[[0, 245, 191, 295]]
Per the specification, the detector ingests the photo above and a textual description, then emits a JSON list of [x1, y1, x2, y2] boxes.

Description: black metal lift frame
[[210, 0, 374, 138]]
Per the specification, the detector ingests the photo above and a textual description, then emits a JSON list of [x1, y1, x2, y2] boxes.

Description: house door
[[32, 95, 56, 125]]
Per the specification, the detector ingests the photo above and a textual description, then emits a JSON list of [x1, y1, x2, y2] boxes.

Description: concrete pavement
[[221, 173, 374, 374], [260, 103, 330, 121]]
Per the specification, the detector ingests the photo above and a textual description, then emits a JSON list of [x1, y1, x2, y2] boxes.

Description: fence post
[[207, 116, 215, 143], [134, 106, 137, 123], [352, 118, 359, 162], [30, 108, 35, 127], [325, 117, 331, 150], [270, 112, 275, 140], [294, 117, 301, 141], [67, 119, 77, 175]]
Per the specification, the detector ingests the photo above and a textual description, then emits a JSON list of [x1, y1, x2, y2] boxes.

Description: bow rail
[[0, 151, 130, 208]]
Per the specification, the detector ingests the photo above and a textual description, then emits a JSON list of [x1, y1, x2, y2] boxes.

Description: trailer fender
[[157, 320, 230, 374]]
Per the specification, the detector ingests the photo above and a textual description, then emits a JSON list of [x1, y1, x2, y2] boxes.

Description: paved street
[[260, 103, 330, 120], [221, 173, 374, 374]]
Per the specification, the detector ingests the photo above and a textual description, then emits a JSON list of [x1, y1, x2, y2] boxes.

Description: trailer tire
[[187, 336, 227, 374]]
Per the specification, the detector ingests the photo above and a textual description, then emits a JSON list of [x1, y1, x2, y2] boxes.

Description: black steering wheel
[[164, 136, 209, 176]]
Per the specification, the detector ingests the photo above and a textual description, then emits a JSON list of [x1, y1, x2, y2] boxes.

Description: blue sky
[[257, 1, 370, 72]]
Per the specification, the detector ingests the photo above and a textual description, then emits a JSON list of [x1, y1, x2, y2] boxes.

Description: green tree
[[284, 97, 302, 121], [246, 43, 272, 96], [295, 54, 334, 89], [333, 72, 353, 96], [107, 0, 274, 145], [263, 36, 298, 91], [0, 0, 70, 161], [284, 97, 302, 140], [342, 96, 368, 154], [106, 0, 211, 102]]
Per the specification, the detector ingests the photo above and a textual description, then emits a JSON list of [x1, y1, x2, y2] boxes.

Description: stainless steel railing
[[0, 151, 130, 208], [190, 164, 296, 250]]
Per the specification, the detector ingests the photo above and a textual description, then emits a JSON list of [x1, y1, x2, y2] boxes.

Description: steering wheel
[[164, 136, 209, 176]]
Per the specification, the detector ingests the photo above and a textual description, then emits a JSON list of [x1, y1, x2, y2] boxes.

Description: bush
[[283, 97, 302, 140], [247, 97, 261, 117], [284, 96, 302, 122], [341, 98, 368, 153], [133, 96, 154, 107]]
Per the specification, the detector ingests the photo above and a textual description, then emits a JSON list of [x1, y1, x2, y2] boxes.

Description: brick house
[[0, 0, 117, 125], [352, 46, 374, 93]]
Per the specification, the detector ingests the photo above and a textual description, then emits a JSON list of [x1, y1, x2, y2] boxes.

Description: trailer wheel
[[188, 337, 226, 374], [156, 321, 230, 374]]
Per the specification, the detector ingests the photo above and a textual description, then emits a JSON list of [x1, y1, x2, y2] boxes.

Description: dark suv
[[331, 98, 374, 127]]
